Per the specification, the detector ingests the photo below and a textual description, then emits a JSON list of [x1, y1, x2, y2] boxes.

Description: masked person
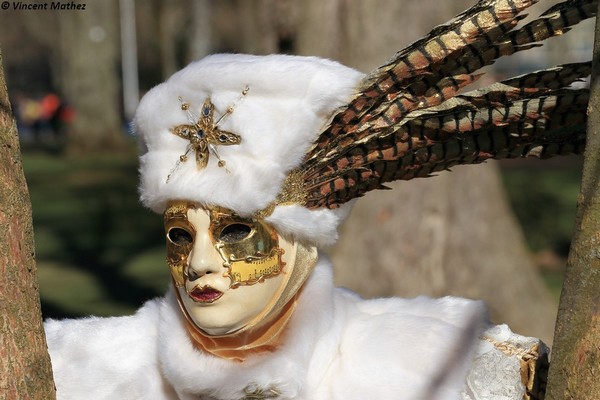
[[45, 0, 594, 398]]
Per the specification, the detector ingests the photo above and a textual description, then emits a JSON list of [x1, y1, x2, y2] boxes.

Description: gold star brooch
[[166, 87, 249, 182]]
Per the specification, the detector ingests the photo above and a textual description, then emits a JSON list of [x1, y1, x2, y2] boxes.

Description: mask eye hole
[[219, 223, 252, 243], [167, 227, 194, 246]]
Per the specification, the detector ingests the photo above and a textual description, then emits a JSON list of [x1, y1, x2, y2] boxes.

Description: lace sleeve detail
[[461, 325, 549, 400]]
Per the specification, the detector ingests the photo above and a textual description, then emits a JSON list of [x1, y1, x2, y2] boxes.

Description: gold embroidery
[[242, 384, 281, 399], [254, 170, 307, 219], [480, 335, 549, 400]]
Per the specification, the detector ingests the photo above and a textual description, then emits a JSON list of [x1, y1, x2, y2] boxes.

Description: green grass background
[[24, 150, 169, 318], [23, 150, 581, 319]]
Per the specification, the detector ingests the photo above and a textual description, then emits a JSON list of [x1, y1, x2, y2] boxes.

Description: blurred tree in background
[[0, 0, 593, 345], [58, 0, 124, 152]]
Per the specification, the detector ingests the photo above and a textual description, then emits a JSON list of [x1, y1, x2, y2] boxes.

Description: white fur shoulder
[[320, 292, 489, 400], [44, 299, 177, 400]]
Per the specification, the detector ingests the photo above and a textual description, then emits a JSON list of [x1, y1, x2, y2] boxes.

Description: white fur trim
[[45, 301, 176, 399], [45, 257, 535, 399], [265, 201, 356, 246], [136, 54, 364, 246]]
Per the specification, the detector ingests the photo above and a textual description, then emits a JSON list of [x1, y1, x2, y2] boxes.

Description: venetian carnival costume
[[45, 0, 595, 399]]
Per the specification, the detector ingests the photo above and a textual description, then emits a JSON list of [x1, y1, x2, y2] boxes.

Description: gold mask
[[164, 201, 285, 288], [208, 207, 284, 288], [164, 201, 196, 287], [164, 200, 318, 357]]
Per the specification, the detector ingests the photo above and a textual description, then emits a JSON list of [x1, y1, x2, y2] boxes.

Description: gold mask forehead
[[164, 201, 284, 288]]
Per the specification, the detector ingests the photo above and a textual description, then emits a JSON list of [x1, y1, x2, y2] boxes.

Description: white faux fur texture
[[136, 54, 364, 246], [47, 254, 541, 400], [45, 301, 177, 399], [157, 255, 490, 400]]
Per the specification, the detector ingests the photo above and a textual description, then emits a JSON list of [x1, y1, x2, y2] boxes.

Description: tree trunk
[[0, 51, 56, 399], [157, 0, 188, 79], [210, 0, 282, 55], [188, 0, 213, 62], [58, 0, 125, 153], [546, 4, 600, 398], [296, 0, 558, 344]]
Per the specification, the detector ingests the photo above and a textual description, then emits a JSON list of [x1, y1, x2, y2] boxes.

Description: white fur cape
[[45, 255, 535, 400]]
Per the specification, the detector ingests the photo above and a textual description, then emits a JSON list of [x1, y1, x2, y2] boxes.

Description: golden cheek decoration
[[163, 202, 285, 288], [164, 201, 197, 287], [208, 207, 284, 288]]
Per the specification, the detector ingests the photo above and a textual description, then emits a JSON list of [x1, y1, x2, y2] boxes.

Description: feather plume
[[296, 0, 595, 210]]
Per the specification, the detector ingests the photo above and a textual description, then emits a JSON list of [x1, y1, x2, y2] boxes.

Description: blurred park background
[[0, 0, 594, 343]]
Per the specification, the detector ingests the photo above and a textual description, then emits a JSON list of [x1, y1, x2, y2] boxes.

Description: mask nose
[[186, 231, 223, 281]]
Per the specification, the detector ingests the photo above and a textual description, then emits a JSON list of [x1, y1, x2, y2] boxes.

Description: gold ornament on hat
[[166, 86, 249, 182]]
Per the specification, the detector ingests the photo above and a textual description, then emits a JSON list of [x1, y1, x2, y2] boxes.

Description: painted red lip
[[189, 286, 223, 303]]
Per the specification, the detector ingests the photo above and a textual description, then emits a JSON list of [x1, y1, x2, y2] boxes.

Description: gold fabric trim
[[481, 336, 549, 400], [176, 284, 299, 362], [254, 170, 307, 219]]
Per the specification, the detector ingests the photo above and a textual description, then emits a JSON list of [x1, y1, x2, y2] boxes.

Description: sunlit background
[[0, 0, 594, 343]]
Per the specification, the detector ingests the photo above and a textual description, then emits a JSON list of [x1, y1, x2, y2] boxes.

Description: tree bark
[[546, 3, 600, 398], [0, 51, 56, 399], [296, 0, 558, 344]]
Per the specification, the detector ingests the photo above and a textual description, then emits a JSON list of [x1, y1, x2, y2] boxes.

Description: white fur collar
[[157, 256, 342, 400]]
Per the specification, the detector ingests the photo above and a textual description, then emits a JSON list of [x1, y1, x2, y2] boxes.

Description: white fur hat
[[136, 54, 364, 246]]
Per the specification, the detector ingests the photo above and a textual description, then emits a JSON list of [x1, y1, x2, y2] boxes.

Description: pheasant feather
[[295, 0, 595, 210]]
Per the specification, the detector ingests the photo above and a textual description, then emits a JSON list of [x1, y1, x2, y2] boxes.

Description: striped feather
[[296, 0, 595, 210]]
